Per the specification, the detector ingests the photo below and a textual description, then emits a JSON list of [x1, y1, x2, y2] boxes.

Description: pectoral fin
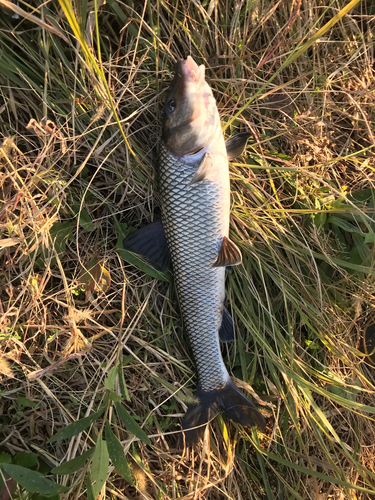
[[189, 153, 214, 186], [123, 220, 171, 272], [213, 236, 242, 267], [225, 132, 251, 160]]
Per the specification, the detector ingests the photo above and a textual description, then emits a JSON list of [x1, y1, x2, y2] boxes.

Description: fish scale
[[159, 142, 229, 392]]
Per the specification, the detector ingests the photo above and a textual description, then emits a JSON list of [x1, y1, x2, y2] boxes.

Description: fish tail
[[181, 379, 266, 446]]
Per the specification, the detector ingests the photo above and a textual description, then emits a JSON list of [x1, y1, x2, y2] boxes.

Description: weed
[[0, 0, 374, 498]]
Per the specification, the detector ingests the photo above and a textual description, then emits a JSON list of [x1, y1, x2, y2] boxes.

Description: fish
[[123, 56, 266, 446]]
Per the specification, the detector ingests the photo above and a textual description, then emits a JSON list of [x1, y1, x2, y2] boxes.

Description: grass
[[0, 0, 375, 498]]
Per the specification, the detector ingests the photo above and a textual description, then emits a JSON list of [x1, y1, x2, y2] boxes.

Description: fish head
[[162, 56, 219, 155]]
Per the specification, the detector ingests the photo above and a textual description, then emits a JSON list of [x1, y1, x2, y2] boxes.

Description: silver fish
[[123, 56, 265, 445]]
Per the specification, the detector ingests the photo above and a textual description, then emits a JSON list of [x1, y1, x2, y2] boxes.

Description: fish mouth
[[175, 56, 205, 84]]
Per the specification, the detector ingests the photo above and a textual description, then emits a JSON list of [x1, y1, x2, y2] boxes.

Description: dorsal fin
[[213, 236, 242, 267], [188, 153, 214, 186], [225, 132, 251, 160]]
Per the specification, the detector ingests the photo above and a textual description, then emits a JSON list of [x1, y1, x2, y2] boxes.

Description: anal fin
[[122, 220, 171, 272], [219, 307, 236, 343], [213, 236, 242, 267]]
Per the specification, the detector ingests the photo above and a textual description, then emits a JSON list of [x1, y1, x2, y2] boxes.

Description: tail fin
[[181, 379, 266, 447]]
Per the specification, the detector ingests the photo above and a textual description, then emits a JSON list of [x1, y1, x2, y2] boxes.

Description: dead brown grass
[[1, 0, 375, 498]]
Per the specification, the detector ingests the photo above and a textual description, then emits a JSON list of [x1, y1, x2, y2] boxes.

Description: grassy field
[[1, 0, 375, 498]]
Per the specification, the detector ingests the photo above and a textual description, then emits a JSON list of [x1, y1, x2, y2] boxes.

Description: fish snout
[[175, 56, 204, 84]]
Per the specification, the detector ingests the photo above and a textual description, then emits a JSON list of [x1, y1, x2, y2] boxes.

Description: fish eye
[[167, 99, 176, 114]]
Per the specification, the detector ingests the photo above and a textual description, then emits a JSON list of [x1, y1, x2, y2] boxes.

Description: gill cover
[[162, 56, 218, 155]]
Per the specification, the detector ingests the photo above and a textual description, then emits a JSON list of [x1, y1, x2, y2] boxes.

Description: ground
[[0, 0, 375, 498]]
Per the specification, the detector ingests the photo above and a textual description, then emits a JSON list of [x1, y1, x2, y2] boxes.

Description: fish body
[[124, 56, 265, 445], [159, 140, 228, 391], [159, 60, 230, 392]]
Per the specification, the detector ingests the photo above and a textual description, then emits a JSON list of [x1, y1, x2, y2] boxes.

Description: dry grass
[[1, 0, 375, 498]]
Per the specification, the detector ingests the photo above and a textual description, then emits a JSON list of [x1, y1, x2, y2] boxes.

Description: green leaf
[[1, 464, 70, 495], [17, 396, 37, 408], [327, 216, 362, 234], [323, 370, 361, 403], [347, 188, 374, 203], [365, 232, 375, 244], [106, 0, 133, 32], [0, 453, 12, 465], [114, 403, 151, 445], [34, 495, 60, 500], [90, 431, 109, 497], [105, 422, 133, 484], [0, 453, 11, 493], [79, 208, 94, 231], [12, 452, 38, 469], [119, 355, 130, 402], [86, 473, 95, 500], [104, 366, 118, 392], [329, 384, 359, 402], [48, 408, 104, 443], [352, 233, 372, 265], [313, 211, 327, 228], [107, 390, 122, 402], [51, 448, 94, 475]]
